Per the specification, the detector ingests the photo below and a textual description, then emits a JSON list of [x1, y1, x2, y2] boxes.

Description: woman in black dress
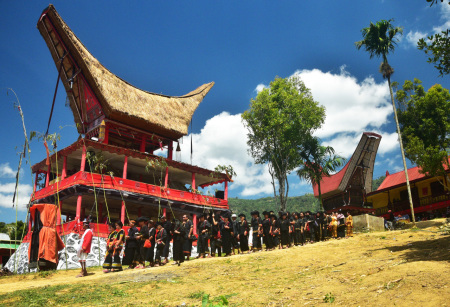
[[172, 219, 186, 266], [221, 214, 233, 256], [237, 214, 249, 252], [280, 212, 290, 249]]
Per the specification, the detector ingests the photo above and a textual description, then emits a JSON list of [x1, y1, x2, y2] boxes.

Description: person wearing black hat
[[231, 214, 240, 255], [123, 219, 138, 269], [147, 220, 156, 267], [182, 214, 194, 260], [250, 211, 262, 252], [292, 213, 301, 246], [221, 214, 233, 256], [160, 215, 173, 264], [210, 212, 222, 257], [270, 213, 280, 248], [154, 222, 167, 266], [237, 213, 249, 252], [135, 217, 149, 269], [337, 210, 346, 238], [280, 212, 290, 248], [76, 219, 93, 277], [197, 214, 210, 258], [111, 221, 125, 271], [262, 211, 273, 251], [298, 212, 306, 245], [172, 219, 186, 266], [103, 223, 116, 273]]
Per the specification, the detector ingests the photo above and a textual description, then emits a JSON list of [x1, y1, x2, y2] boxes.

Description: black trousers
[[239, 235, 249, 252], [197, 234, 209, 255], [263, 234, 273, 249], [155, 246, 164, 262], [173, 240, 185, 262], [146, 246, 154, 263], [210, 238, 222, 256], [163, 236, 171, 258], [252, 232, 262, 250], [122, 246, 136, 266]]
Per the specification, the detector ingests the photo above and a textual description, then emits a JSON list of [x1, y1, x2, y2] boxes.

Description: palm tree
[[297, 137, 346, 211], [355, 19, 416, 226]]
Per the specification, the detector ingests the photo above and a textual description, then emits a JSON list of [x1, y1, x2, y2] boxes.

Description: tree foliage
[[396, 79, 450, 180], [296, 137, 345, 211], [372, 175, 386, 191], [242, 76, 325, 211], [418, 30, 450, 77], [355, 19, 403, 65]]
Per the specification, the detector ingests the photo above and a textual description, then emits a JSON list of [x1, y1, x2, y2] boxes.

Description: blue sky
[[1, 1, 449, 223]]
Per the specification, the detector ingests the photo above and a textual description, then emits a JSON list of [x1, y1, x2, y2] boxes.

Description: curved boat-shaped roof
[[313, 132, 382, 198], [37, 5, 214, 139]]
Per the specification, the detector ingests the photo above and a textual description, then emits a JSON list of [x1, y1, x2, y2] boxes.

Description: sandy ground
[[0, 219, 449, 306]]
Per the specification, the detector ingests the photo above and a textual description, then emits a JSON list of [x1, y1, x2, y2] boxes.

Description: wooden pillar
[[138, 207, 142, 217], [123, 156, 128, 179], [33, 172, 39, 193], [76, 195, 82, 222], [104, 124, 109, 145], [121, 202, 126, 224], [121, 156, 128, 224], [224, 181, 228, 201], [168, 141, 173, 160], [164, 167, 169, 188], [61, 156, 67, 180], [193, 214, 197, 235], [192, 173, 196, 191], [80, 145, 86, 172], [140, 135, 146, 152], [45, 164, 51, 187], [57, 201, 62, 225], [28, 212, 32, 232]]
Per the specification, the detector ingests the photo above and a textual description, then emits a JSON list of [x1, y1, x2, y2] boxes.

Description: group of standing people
[[196, 209, 354, 256], [75, 209, 354, 276]]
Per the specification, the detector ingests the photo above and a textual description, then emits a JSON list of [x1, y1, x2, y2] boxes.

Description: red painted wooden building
[[25, 5, 231, 241]]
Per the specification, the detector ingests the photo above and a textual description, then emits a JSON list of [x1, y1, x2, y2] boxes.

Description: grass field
[[0, 219, 449, 306]]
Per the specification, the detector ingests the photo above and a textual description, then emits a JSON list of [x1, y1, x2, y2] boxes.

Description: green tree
[[372, 175, 386, 191], [396, 79, 450, 184], [296, 137, 345, 211], [242, 76, 325, 211], [355, 19, 416, 226], [418, 30, 450, 77]]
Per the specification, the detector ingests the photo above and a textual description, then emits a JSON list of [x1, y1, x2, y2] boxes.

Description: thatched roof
[[37, 5, 214, 139]]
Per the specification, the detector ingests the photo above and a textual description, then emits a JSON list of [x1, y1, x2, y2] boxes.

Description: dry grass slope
[[0, 219, 449, 306]]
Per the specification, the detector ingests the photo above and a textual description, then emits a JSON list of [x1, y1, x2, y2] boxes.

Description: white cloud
[[182, 68, 402, 198], [0, 182, 32, 211], [434, 3, 450, 33], [255, 83, 268, 93], [0, 163, 16, 178], [290, 68, 392, 139], [180, 112, 273, 197], [406, 30, 428, 47]]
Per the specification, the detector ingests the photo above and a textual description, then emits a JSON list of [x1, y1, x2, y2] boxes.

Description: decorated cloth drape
[[28, 203, 65, 264]]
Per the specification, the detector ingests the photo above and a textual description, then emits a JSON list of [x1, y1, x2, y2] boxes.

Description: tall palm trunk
[[318, 182, 323, 212], [387, 76, 416, 226]]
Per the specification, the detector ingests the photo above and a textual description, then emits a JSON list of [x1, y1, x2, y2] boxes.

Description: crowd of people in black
[[101, 209, 354, 273]]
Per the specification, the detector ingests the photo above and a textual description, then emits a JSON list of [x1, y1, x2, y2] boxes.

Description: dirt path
[[1, 219, 449, 306]]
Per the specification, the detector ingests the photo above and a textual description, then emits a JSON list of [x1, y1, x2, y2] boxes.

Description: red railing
[[33, 171, 228, 209], [376, 192, 450, 217]]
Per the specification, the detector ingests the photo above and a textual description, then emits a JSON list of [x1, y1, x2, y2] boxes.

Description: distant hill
[[227, 194, 320, 217]]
